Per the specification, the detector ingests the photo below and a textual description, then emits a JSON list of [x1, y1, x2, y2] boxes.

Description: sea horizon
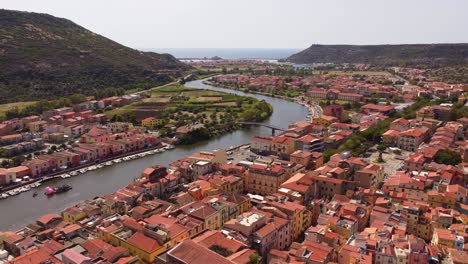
[[143, 48, 302, 60]]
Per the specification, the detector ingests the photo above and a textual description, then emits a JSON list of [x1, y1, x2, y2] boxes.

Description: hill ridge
[[0, 9, 188, 102], [286, 43, 468, 67]]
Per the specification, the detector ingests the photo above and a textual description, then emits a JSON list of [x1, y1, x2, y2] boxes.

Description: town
[[0, 63, 466, 264]]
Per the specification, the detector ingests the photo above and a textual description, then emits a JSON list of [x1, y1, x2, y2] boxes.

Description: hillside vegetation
[[0, 9, 189, 103], [286, 44, 468, 67]]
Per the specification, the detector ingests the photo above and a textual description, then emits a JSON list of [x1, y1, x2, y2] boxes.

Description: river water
[[0, 79, 308, 231]]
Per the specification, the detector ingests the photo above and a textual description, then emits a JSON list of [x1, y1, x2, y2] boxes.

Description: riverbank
[[0, 142, 173, 197], [203, 79, 322, 120], [0, 78, 309, 231]]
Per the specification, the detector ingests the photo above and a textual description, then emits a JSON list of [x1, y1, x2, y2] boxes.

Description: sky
[[2, 0, 468, 49]]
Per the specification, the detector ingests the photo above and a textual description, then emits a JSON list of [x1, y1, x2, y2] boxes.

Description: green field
[[104, 84, 273, 126], [0, 101, 36, 119]]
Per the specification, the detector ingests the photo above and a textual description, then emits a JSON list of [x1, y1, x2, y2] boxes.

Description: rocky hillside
[[286, 44, 468, 67], [0, 9, 189, 102]]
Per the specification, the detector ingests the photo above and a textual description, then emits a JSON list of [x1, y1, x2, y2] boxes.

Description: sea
[[144, 48, 301, 60]]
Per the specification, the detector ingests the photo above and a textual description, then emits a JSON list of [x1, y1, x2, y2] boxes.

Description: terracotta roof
[[227, 249, 258, 264], [255, 223, 277, 238], [6, 248, 61, 264], [82, 239, 112, 256], [126, 232, 162, 253], [193, 230, 246, 253], [37, 214, 62, 226], [168, 239, 235, 264]]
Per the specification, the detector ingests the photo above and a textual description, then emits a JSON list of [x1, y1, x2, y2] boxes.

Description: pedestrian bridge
[[236, 122, 286, 135]]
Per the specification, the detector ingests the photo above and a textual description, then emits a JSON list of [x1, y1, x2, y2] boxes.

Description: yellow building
[[427, 191, 456, 209], [431, 228, 463, 250], [272, 136, 295, 156], [141, 117, 164, 129], [269, 200, 312, 241], [110, 230, 166, 264], [312, 115, 339, 127], [62, 207, 87, 223]]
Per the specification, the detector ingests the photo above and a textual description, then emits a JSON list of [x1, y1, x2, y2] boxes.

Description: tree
[[209, 245, 233, 257], [434, 149, 461, 165], [249, 253, 260, 264], [377, 144, 386, 162]]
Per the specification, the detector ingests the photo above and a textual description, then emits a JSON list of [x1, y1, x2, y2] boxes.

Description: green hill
[[0, 9, 189, 103], [286, 44, 468, 67]]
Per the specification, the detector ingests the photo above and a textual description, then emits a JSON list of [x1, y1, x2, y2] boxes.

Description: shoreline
[[0, 142, 172, 196], [203, 80, 322, 120]]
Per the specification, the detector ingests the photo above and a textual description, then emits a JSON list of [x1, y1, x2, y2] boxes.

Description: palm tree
[[377, 144, 386, 162]]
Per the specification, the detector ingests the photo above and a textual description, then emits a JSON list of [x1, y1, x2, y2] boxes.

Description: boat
[[61, 174, 71, 179], [45, 184, 72, 196], [88, 166, 97, 171], [54, 184, 72, 194], [1, 193, 9, 199], [166, 145, 175, 150], [105, 161, 113, 166], [79, 169, 87, 174], [70, 171, 78, 176], [97, 164, 104, 169], [113, 159, 122, 163]]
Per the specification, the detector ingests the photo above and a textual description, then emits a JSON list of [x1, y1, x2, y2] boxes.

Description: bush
[[434, 149, 461, 165]]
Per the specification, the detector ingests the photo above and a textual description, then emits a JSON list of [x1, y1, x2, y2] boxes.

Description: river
[[0, 78, 309, 231]]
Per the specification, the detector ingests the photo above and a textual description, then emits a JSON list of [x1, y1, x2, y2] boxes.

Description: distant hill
[[0, 9, 189, 103], [286, 44, 468, 67]]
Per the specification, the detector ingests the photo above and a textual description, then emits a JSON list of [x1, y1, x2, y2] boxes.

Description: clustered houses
[[383, 117, 435, 152], [0, 127, 159, 185], [0, 94, 156, 187], [2, 70, 468, 264], [395, 67, 466, 98], [213, 74, 399, 102], [0, 94, 142, 142], [2, 114, 467, 264]]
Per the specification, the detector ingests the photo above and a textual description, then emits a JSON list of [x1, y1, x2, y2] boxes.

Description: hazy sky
[[2, 0, 468, 49]]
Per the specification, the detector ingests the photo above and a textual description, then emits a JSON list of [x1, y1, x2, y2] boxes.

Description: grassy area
[[325, 70, 391, 76], [104, 84, 273, 126], [0, 101, 36, 119]]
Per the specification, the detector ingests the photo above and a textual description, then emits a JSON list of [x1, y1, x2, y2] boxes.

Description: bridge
[[236, 122, 286, 135]]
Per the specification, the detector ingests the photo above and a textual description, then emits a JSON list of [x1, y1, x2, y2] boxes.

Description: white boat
[[1, 193, 9, 199], [97, 164, 104, 169], [113, 159, 122, 163], [88, 166, 97, 171], [105, 161, 113, 166], [123, 157, 131, 161], [70, 171, 78, 176], [79, 169, 87, 173], [61, 174, 71, 179]]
